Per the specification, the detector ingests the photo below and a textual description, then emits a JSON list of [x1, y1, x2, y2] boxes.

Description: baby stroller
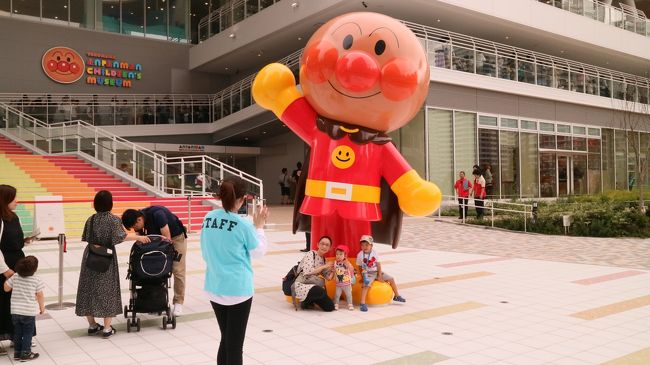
[[123, 234, 182, 331]]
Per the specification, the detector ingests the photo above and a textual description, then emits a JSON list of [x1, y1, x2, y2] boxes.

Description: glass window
[[98, 0, 121, 33], [454, 111, 477, 177], [570, 68, 585, 93], [122, 0, 144, 36], [430, 41, 451, 69], [554, 66, 569, 90], [557, 135, 572, 150], [521, 120, 537, 130], [573, 137, 587, 151], [13, 0, 40, 18], [146, 0, 167, 39], [540, 134, 556, 149], [476, 52, 496, 77], [588, 128, 600, 137], [70, 0, 95, 29], [638, 86, 649, 104], [500, 131, 519, 198], [540, 122, 555, 132], [497, 56, 516, 80], [573, 126, 586, 135], [190, 0, 211, 44], [641, 133, 650, 188], [599, 77, 612, 97], [536, 64, 553, 87], [479, 115, 497, 127], [43, 0, 69, 23], [573, 155, 587, 195], [0, 0, 9, 14], [540, 152, 557, 197], [588, 138, 601, 153], [520, 133, 539, 198], [399, 110, 426, 178], [557, 124, 571, 133], [517, 59, 535, 84], [479, 129, 500, 198], [588, 152, 602, 194], [427, 109, 454, 197], [613, 80, 625, 100], [169, 0, 188, 42], [602, 129, 615, 191], [452, 47, 474, 73], [500, 118, 518, 129], [615, 129, 627, 190], [586, 74, 599, 95]]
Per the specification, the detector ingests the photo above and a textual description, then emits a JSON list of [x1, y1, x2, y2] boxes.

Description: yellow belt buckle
[[325, 181, 353, 201]]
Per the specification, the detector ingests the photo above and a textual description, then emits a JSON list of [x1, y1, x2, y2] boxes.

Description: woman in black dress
[[0, 185, 35, 353]]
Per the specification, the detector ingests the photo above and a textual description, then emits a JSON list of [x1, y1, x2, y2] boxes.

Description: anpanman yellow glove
[[252, 63, 303, 118], [391, 170, 442, 216]]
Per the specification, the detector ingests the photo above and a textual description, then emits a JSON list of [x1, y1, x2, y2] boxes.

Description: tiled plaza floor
[[2, 206, 650, 365]]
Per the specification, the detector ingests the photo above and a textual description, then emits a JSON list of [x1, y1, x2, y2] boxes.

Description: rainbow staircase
[[0, 135, 211, 237]]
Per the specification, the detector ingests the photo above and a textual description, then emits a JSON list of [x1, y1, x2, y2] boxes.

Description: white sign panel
[[34, 196, 65, 238]]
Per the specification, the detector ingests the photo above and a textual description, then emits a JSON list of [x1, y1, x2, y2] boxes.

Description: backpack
[[128, 235, 181, 282], [281, 251, 316, 296]]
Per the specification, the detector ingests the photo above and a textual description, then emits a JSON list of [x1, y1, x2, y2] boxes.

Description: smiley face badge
[[42, 46, 84, 84]]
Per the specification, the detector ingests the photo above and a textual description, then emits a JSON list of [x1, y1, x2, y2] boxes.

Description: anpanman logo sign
[[42, 46, 84, 84]]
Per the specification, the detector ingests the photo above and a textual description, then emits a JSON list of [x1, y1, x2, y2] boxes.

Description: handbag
[[85, 215, 114, 273]]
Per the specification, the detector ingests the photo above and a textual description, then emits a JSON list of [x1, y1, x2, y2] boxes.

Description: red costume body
[[282, 97, 411, 256]]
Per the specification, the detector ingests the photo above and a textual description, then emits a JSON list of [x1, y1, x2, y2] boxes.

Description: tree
[[617, 98, 650, 213]]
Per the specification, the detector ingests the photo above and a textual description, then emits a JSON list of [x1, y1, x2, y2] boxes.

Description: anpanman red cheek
[[380, 58, 420, 101], [303, 41, 338, 84]]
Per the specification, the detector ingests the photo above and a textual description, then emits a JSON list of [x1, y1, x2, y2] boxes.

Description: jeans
[[12, 314, 35, 356], [211, 298, 252, 365]]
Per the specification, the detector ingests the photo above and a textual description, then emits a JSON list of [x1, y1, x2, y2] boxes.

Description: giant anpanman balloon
[[42, 46, 84, 84], [253, 12, 440, 258]]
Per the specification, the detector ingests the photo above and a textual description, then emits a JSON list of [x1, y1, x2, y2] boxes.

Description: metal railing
[[0, 102, 264, 200], [438, 195, 534, 232], [198, 0, 281, 42], [538, 0, 650, 38]]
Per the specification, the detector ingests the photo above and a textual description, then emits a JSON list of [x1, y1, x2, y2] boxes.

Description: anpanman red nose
[[57, 61, 70, 73], [335, 51, 380, 92]]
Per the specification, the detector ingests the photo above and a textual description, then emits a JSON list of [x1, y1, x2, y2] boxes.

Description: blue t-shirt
[[200, 208, 259, 296], [142, 206, 185, 237]]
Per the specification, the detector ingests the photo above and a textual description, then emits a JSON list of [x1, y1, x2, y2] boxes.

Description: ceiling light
[[505, 36, 510, 39], [244, 137, 249, 140], [225, 67, 229, 70], [262, 131, 267, 134], [298, 37, 302, 40], [436, 19, 441, 22], [54, 16, 58, 19], [291, 2, 299, 8], [63, 5, 67, 8]]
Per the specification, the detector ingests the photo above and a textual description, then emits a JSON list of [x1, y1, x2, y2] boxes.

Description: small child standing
[[3, 256, 44, 362], [332, 245, 355, 311], [356, 235, 406, 312]]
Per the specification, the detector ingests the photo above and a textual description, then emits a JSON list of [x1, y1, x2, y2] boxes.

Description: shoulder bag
[[85, 215, 114, 273]]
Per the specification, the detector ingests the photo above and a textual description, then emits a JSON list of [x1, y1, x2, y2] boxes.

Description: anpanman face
[[42, 46, 84, 84], [300, 12, 429, 132]]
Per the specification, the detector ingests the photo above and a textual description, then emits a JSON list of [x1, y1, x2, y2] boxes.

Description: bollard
[[45, 233, 75, 310]]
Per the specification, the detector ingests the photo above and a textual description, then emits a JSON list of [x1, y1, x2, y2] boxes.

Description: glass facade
[[427, 109, 454, 197]]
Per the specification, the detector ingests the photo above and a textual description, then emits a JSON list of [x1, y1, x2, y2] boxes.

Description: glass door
[[558, 155, 570, 196]]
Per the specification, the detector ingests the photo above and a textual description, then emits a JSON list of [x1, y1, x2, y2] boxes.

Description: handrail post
[[491, 201, 495, 228], [201, 157, 206, 196], [187, 195, 192, 234], [181, 158, 186, 196], [45, 233, 75, 310], [523, 206, 527, 232]]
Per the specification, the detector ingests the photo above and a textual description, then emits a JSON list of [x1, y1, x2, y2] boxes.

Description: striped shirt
[[6, 275, 44, 316]]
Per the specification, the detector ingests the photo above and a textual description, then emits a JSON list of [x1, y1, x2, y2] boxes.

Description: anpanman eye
[[374, 40, 386, 55], [343, 34, 353, 50]]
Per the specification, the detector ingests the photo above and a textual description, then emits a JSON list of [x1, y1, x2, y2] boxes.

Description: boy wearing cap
[[356, 235, 406, 312], [332, 245, 355, 311]]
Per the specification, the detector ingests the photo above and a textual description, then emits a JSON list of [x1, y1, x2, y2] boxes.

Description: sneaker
[[334, 304, 339, 310], [173, 303, 183, 316], [102, 326, 116, 339], [88, 324, 104, 335], [360, 304, 368, 312], [20, 352, 39, 362], [393, 295, 406, 303], [31, 341, 36, 348], [348, 304, 354, 311], [14, 353, 20, 360]]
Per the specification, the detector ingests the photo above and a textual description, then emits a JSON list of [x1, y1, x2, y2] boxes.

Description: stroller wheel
[[162, 316, 168, 330], [126, 319, 132, 333], [136, 318, 141, 332], [124, 305, 128, 318], [171, 316, 177, 329]]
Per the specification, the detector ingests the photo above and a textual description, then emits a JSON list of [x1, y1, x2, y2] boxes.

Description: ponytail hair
[[218, 176, 247, 212]]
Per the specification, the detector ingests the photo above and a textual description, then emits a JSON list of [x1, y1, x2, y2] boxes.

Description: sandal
[[102, 326, 116, 339]]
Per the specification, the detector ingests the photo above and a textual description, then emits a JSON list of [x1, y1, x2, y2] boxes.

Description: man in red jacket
[[454, 171, 472, 220]]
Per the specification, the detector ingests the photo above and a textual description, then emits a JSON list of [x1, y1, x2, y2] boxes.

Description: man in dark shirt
[[122, 206, 187, 316]]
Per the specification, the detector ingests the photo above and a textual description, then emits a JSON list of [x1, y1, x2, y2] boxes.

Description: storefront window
[[399, 110, 426, 178], [500, 131, 519, 198], [540, 152, 557, 197], [0, 0, 9, 14], [602, 129, 615, 191], [520, 133, 538, 197], [13, 0, 39, 18], [479, 129, 500, 198], [169, 0, 188, 42], [454, 111, 477, 177], [98, 0, 121, 33], [573, 137, 586, 151], [427, 109, 454, 196], [573, 126, 586, 135], [588, 150, 602, 194], [146, 0, 167, 39], [557, 135, 572, 150], [70, 0, 95, 29], [615, 129, 627, 190], [573, 155, 587, 195], [540, 134, 556, 149], [43, 0, 69, 24], [122, 0, 144, 36], [641, 133, 650, 188]]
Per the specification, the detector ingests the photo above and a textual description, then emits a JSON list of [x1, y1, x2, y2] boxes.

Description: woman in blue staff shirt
[[200, 176, 268, 365]]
